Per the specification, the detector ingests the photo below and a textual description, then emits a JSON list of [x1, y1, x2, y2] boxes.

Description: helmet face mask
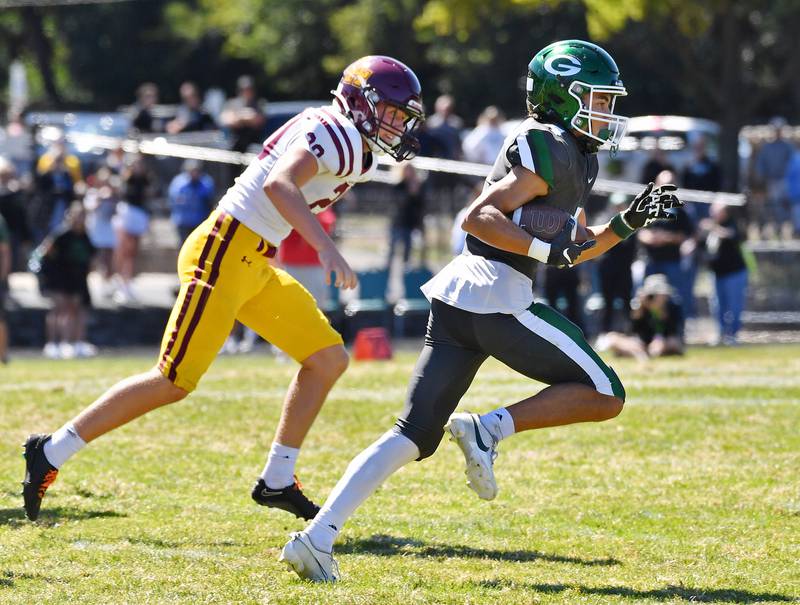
[[334, 56, 425, 161], [526, 39, 629, 152], [363, 89, 425, 160], [567, 81, 628, 150]]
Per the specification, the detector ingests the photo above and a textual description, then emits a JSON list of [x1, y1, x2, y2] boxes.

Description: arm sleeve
[[786, 155, 800, 200], [630, 313, 649, 340], [202, 177, 216, 210], [664, 302, 684, 337], [167, 176, 180, 204]]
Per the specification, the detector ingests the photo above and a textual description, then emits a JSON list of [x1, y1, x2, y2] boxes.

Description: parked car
[[25, 111, 130, 171], [596, 115, 721, 183], [262, 100, 329, 141]]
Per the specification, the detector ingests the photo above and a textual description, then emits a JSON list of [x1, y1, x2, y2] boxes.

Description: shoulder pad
[[506, 123, 570, 188], [304, 108, 363, 177]]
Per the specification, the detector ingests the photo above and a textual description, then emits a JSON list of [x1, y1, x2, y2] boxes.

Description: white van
[[597, 115, 721, 183]]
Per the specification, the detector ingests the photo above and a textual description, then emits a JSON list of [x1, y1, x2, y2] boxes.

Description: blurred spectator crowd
[[0, 81, 797, 362]]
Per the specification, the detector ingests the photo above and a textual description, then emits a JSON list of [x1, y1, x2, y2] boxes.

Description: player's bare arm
[[0, 241, 10, 282], [570, 212, 615, 264], [461, 165, 549, 255], [576, 181, 683, 264], [263, 146, 357, 289], [462, 165, 595, 266]]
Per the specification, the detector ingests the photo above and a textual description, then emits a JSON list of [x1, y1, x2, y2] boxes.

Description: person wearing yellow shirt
[[36, 139, 83, 186]]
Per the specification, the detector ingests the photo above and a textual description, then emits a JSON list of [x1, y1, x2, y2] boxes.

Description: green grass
[[1, 345, 799, 604]]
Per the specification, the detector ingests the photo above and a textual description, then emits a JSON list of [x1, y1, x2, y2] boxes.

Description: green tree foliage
[[0, 3, 269, 110], [2, 0, 798, 191], [166, 0, 345, 99], [401, 0, 800, 189], [597, 0, 800, 189], [0, 8, 65, 108], [59, 1, 266, 106]]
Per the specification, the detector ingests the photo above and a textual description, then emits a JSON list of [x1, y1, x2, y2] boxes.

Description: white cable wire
[[63, 130, 746, 206]]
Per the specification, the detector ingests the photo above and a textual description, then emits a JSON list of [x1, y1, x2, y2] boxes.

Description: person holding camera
[[596, 273, 684, 360]]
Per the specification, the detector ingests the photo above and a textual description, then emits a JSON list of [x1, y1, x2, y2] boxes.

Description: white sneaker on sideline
[[446, 412, 499, 501], [74, 341, 98, 358], [221, 337, 239, 355], [58, 342, 76, 359], [280, 532, 339, 582], [43, 342, 61, 359], [112, 280, 138, 306], [237, 338, 254, 354], [100, 279, 116, 300]]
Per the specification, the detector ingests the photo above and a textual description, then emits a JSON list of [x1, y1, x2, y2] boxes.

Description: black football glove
[[546, 217, 596, 268], [622, 182, 683, 230]]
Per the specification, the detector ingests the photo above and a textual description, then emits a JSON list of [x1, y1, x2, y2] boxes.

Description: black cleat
[[251, 476, 320, 520], [22, 434, 59, 521]]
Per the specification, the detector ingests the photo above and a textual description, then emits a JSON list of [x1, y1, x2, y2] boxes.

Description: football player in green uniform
[[280, 40, 682, 581]]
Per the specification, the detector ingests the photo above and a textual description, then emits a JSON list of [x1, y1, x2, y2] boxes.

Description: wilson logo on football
[[543, 55, 582, 76], [526, 212, 563, 237]]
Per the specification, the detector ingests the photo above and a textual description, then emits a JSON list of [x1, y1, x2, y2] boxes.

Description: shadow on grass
[[0, 570, 54, 588], [338, 534, 620, 566], [475, 581, 796, 603], [125, 536, 240, 549], [0, 507, 126, 526]]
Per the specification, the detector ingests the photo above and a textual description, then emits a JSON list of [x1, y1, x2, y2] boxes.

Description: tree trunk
[[21, 7, 62, 107], [719, 110, 743, 192], [717, 3, 742, 192]]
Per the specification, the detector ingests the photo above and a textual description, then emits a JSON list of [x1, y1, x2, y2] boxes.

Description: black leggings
[[395, 299, 625, 459]]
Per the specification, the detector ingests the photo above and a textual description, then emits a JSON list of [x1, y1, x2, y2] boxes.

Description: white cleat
[[446, 412, 499, 501], [279, 532, 339, 583]]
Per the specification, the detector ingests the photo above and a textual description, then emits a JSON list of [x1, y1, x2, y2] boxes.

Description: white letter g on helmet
[[543, 55, 582, 76]]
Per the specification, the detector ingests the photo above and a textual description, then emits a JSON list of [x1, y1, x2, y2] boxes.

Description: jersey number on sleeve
[[306, 132, 325, 158]]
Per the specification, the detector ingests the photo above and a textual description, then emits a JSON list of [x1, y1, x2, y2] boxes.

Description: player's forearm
[[0, 245, 11, 280], [264, 180, 334, 251], [246, 114, 266, 128], [462, 204, 532, 256], [660, 231, 686, 245], [572, 223, 621, 264]]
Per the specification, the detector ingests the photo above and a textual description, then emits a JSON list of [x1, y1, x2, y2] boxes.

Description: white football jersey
[[218, 104, 378, 245]]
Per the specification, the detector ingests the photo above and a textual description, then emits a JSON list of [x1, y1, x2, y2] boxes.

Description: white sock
[[479, 407, 516, 444], [305, 430, 419, 553], [260, 442, 299, 489], [43, 423, 86, 468]]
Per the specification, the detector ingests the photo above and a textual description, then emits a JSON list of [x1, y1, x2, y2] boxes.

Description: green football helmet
[[527, 39, 628, 151]]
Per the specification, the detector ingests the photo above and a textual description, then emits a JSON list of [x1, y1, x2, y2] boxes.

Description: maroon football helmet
[[333, 55, 425, 161]]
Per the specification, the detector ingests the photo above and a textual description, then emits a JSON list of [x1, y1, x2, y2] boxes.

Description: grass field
[[1, 344, 799, 604]]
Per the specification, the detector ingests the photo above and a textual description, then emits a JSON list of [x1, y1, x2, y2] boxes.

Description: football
[[513, 203, 591, 242]]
